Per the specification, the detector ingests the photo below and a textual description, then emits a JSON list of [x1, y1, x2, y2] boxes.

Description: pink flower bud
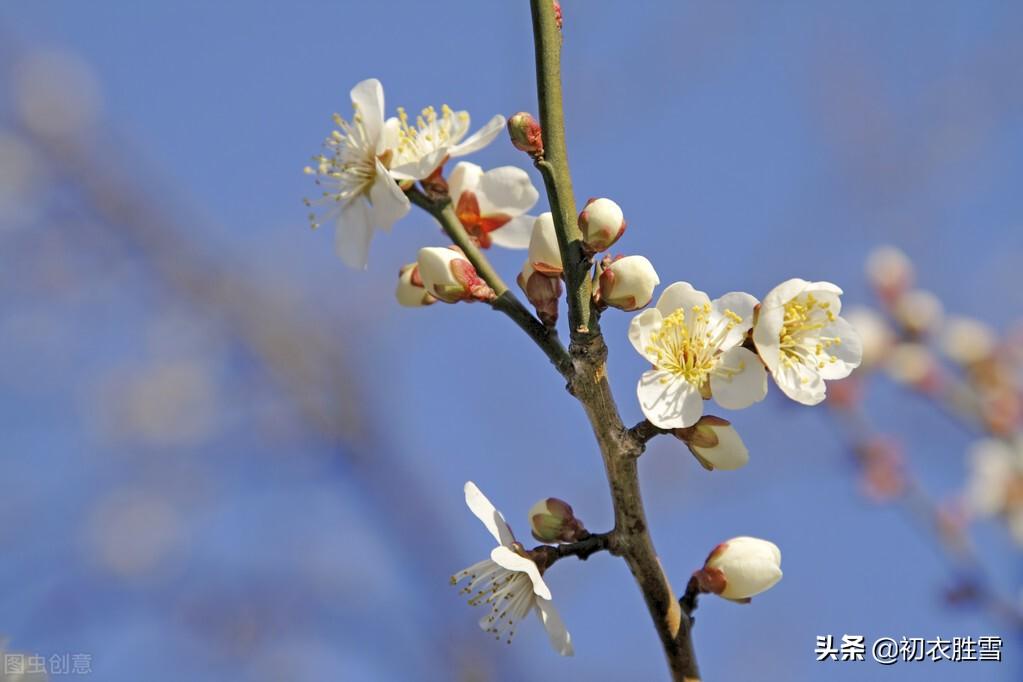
[[507, 112, 544, 157], [578, 198, 626, 254], [528, 497, 587, 544], [527, 212, 563, 276], [395, 263, 437, 308], [595, 255, 659, 311], [673, 415, 749, 471], [416, 246, 495, 304], [518, 262, 562, 326], [695, 536, 782, 602]]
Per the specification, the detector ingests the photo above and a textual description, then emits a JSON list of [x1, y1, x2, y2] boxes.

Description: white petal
[[760, 278, 810, 311], [817, 316, 862, 380], [535, 597, 573, 656], [476, 166, 539, 216], [389, 147, 450, 181], [710, 347, 768, 410], [450, 114, 506, 157], [772, 361, 826, 405], [464, 481, 516, 547], [628, 307, 664, 365], [752, 304, 785, 373], [447, 161, 483, 201], [349, 78, 384, 143], [712, 291, 758, 349], [637, 370, 703, 428], [490, 546, 552, 600], [655, 281, 711, 316], [368, 159, 410, 231], [377, 116, 400, 155], [334, 199, 373, 270], [488, 214, 533, 249]]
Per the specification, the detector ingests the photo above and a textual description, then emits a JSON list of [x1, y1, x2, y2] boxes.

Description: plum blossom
[[452, 482, 573, 655], [448, 162, 538, 249], [388, 105, 505, 181], [629, 282, 766, 428], [752, 278, 862, 406], [304, 78, 409, 269], [695, 536, 783, 602]]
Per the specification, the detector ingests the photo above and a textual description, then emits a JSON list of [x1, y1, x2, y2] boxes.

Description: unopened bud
[[941, 317, 997, 366], [695, 536, 782, 602], [885, 342, 941, 393], [527, 212, 563, 276], [595, 255, 659, 311], [673, 416, 748, 471], [866, 245, 913, 302], [416, 246, 495, 304], [529, 497, 587, 544], [844, 306, 893, 369], [507, 112, 544, 157], [396, 263, 437, 308], [893, 289, 943, 336], [578, 198, 626, 254], [518, 262, 562, 326]]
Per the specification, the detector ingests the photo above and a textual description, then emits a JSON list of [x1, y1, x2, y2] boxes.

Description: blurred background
[[1, 1, 1021, 680]]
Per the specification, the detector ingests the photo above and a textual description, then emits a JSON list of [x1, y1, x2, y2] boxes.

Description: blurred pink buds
[[866, 245, 913, 303], [416, 246, 495, 304], [518, 262, 563, 327], [528, 212, 563, 276], [594, 255, 659, 311], [673, 415, 749, 471], [694, 536, 782, 602], [578, 197, 626, 254], [396, 263, 437, 308], [507, 112, 544, 158], [529, 497, 587, 544]]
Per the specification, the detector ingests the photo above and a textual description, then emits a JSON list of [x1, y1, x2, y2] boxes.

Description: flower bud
[[578, 198, 626, 253], [893, 289, 943, 336], [695, 536, 782, 602], [507, 112, 544, 157], [941, 317, 996, 366], [395, 263, 436, 308], [416, 246, 495, 304], [866, 245, 913, 302], [529, 497, 587, 544], [518, 262, 562, 326], [885, 342, 941, 393], [527, 212, 562, 276], [673, 416, 748, 471], [595, 255, 659, 311], [844, 306, 893, 369]]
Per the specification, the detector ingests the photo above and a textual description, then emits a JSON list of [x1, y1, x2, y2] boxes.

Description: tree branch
[[407, 186, 573, 377], [529, 0, 593, 337], [530, 532, 613, 571], [629, 419, 671, 447]]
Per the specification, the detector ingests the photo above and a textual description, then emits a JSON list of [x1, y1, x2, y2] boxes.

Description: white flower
[[452, 482, 573, 656], [965, 438, 1023, 517], [752, 278, 862, 406], [698, 536, 783, 602], [304, 78, 410, 269], [389, 105, 505, 181], [448, 162, 538, 249], [629, 282, 766, 428], [527, 212, 563, 275], [596, 255, 659, 311]]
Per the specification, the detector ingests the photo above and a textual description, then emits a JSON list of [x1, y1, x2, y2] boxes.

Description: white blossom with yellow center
[[451, 482, 573, 656], [388, 104, 505, 181], [629, 282, 766, 428], [304, 78, 409, 269], [753, 278, 862, 405]]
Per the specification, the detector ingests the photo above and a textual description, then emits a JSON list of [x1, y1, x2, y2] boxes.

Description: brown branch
[[628, 419, 672, 447], [530, 532, 613, 571]]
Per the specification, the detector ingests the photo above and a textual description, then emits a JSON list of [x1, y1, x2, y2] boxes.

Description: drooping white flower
[[304, 78, 410, 269], [696, 536, 783, 602], [448, 162, 538, 249], [629, 282, 766, 428], [389, 105, 505, 181], [752, 278, 862, 406], [674, 415, 749, 471], [452, 482, 573, 656]]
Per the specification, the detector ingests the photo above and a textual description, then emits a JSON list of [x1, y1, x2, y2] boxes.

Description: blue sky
[[1, 2, 1021, 680]]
